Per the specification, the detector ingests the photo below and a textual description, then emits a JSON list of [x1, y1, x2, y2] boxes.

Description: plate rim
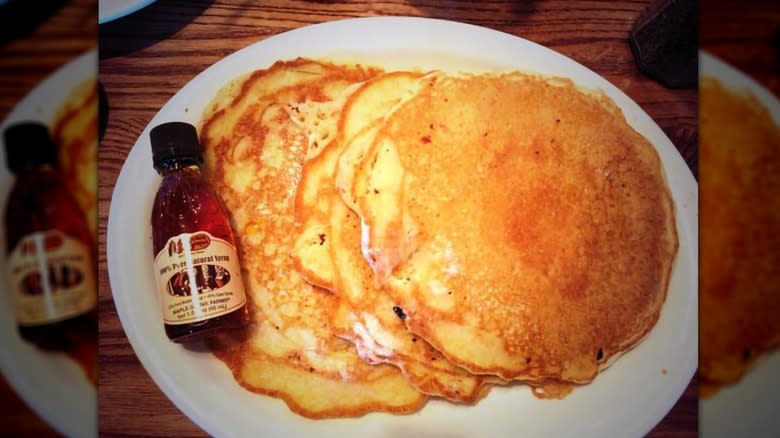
[[699, 51, 780, 124], [98, 0, 157, 24]]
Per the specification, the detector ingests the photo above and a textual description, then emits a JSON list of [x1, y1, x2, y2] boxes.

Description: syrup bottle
[[3, 122, 97, 350], [150, 121, 249, 343]]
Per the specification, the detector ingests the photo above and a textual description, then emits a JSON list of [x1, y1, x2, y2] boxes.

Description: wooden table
[[701, 0, 780, 95], [0, 1, 96, 437], [98, 1, 698, 436]]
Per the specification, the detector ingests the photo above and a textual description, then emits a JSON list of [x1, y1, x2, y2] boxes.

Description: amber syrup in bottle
[[150, 121, 249, 343], [3, 122, 97, 350]]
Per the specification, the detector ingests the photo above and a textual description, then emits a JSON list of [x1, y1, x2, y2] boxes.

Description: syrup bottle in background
[[150, 121, 249, 343], [3, 122, 97, 350]]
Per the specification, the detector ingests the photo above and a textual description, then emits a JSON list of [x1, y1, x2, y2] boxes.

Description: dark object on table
[[0, 0, 67, 45], [629, 0, 698, 89], [773, 27, 780, 69]]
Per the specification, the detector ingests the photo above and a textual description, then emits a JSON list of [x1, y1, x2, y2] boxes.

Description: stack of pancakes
[[201, 58, 678, 418]]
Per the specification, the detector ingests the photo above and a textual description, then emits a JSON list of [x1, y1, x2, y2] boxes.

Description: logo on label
[[154, 231, 246, 325], [165, 264, 231, 297], [20, 265, 85, 295], [166, 232, 212, 257], [6, 230, 96, 326]]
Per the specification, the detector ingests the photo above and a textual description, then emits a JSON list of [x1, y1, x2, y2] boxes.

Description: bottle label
[[7, 230, 96, 326], [153, 231, 247, 325]]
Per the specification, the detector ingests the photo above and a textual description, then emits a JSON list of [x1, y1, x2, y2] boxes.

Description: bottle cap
[[150, 122, 203, 169], [3, 121, 58, 173]]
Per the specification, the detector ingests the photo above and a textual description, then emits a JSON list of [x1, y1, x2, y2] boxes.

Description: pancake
[[52, 77, 98, 243], [330, 189, 495, 403], [292, 72, 419, 291], [201, 59, 425, 418], [294, 71, 493, 403], [352, 73, 678, 383], [699, 77, 780, 397], [199, 58, 352, 132], [289, 80, 369, 290], [334, 73, 424, 212], [336, 122, 381, 212]]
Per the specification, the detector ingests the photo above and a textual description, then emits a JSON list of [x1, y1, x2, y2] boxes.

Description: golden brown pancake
[[292, 72, 419, 293], [52, 77, 98, 243], [352, 73, 678, 383], [289, 80, 369, 290], [294, 71, 493, 403], [699, 77, 780, 397], [330, 191, 495, 403], [201, 59, 425, 418]]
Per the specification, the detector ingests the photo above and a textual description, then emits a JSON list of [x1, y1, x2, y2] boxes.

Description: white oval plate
[[107, 17, 698, 438], [0, 49, 97, 438], [98, 0, 156, 24], [699, 51, 780, 438]]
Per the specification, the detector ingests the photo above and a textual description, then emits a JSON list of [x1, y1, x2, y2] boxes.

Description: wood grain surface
[[0, 1, 97, 437], [98, 1, 698, 436], [701, 0, 780, 96]]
